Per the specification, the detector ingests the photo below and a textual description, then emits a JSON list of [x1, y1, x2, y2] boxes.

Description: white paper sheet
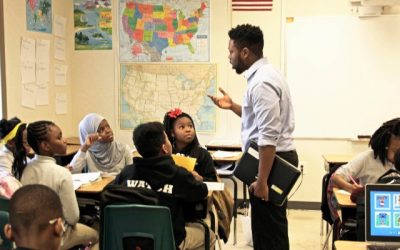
[[204, 182, 225, 191], [36, 82, 49, 105], [54, 37, 66, 61], [72, 172, 101, 190], [54, 64, 67, 85], [36, 62, 49, 84], [53, 15, 67, 38], [36, 39, 50, 62], [20, 60, 36, 83], [212, 150, 241, 158], [21, 83, 37, 109], [20, 37, 35, 61], [55, 93, 67, 115]]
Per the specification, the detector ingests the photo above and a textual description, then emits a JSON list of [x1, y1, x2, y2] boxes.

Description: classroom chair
[[0, 197, 9, 211], [0, 210, 12, 250], [320, 172, 334, 250], [102, 204, 176, 250]]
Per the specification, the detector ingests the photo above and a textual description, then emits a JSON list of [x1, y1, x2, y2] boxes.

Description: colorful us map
[[119, 0, 209, 62], [120, 64, 216, 132]]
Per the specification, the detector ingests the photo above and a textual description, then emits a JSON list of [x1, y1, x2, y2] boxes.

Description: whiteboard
[[285, 16, 400, 138]]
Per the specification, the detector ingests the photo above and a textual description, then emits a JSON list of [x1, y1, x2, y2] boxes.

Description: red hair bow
[[168, 108, 182, 118]]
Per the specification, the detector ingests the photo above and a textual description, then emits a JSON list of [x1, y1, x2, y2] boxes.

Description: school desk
[[334, 240, 366, 250], [205, 142, 242, 152], [333, 188, 356, 209], [322, 154, 355, 173], [332, 188, 357, 245], [209, 150, 243, 246], [75, 176, 115, 194]]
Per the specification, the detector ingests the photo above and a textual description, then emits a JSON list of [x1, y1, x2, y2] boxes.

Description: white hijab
[[79, 113, 125, 171]]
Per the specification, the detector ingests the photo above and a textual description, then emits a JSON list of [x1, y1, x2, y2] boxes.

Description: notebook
[[233, 141, 301, 206], [365, 184, 400, 250]]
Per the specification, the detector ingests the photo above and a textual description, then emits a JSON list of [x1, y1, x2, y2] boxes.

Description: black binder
[[233, 141, 301, 206]]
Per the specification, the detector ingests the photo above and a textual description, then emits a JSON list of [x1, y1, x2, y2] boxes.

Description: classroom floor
[[221, 209, 322, 250]]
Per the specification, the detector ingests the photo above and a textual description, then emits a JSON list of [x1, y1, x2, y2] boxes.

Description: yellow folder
[[172, 154, 196, 172]]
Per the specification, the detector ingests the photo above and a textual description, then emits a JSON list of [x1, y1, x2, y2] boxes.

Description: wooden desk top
[[65, 137, 80, 145], [333, 188, 356, 208], [206, 144, 242, 151], [323, 154, 354, 164], [334, 240, 366, 250], [75, 176, 115, 193], [209, 151, 242, 163]]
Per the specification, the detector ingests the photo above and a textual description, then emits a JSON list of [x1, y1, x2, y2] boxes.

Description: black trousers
[[250, 150, 298, 250]]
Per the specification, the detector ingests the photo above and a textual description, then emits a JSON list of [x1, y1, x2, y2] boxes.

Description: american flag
[[232, 0, 273, 12]]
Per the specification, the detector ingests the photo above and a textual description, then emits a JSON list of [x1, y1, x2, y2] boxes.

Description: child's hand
[[191, 170, 203, 182], [81, 133, 101, 152], [66, 165, 73, 172]]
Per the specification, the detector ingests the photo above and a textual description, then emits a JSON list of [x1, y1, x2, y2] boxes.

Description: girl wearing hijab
[[69, 113, 132, 174]]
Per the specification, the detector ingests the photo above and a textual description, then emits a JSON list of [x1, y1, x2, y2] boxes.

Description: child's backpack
[[355, 169, 400, 240]]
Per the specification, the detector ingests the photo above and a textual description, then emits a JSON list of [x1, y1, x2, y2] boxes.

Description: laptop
[[365, 184, 400, 250], [233, 141, 301, 206]]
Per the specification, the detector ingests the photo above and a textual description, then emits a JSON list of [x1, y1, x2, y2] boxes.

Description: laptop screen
[[366, 184, 400, 242]]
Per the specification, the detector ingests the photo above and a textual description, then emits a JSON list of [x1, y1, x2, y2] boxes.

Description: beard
[[233, 58, 246, 74]]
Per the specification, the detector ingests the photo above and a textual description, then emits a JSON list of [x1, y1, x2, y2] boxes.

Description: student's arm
[[332, 155, 365, 193], [59, 170, 80, 225], [208, 87, 242, 117], [332, 174, 361, 193], [175, 169, 208, 202], [249, 145, 275, 201], [196, 148, 217, 182], [69, 133, 100, 173], [69, 150, 87, 173]]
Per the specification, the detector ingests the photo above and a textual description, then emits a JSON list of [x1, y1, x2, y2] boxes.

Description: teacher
[[208, 24, 298, 250]]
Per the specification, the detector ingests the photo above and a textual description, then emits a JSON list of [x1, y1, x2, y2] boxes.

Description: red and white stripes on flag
[[232, 0, 273, 11]]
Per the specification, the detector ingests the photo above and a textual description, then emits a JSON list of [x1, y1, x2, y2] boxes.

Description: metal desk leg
[[226, 175, 237, 245]]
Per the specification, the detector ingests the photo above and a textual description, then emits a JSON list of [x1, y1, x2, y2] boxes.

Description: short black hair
[[9, 184, 63, 237], [27, 120, 55, 154], [133, 122, 166, 158], [228, 24, 264, 57], [369, 118, 400, 165]]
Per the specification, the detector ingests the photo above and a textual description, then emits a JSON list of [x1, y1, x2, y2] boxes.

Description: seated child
[[328, 118, 400, 221], [163, 108, 217, 182], [4, 184, 64, 250], [21, 120, 99, 250], [70, 113, 132, 174], [115, 121, 215, 250], [0, 117, 31, 179]]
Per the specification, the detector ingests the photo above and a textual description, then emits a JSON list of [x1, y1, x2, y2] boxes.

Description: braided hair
[[27, 121, 55, 155], [369, 118, 400, 165], [0, 117, 28, 179]]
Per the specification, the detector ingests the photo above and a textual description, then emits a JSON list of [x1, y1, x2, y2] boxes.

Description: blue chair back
[[102, 204, 175, 250]]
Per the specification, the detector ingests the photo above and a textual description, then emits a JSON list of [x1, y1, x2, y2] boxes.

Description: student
[[4, 184, 64, 250], [162, 108, 217, 182], [330, 118, 400, 220], [115, 121, 215, 250], [208, 24, 298, 250], [0, 117, 31, 179], [21, 120, 99, 250], [70, 113, 132, 174]]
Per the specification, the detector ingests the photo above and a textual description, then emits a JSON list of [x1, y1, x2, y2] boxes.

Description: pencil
[[348, 175, 358, 185]]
